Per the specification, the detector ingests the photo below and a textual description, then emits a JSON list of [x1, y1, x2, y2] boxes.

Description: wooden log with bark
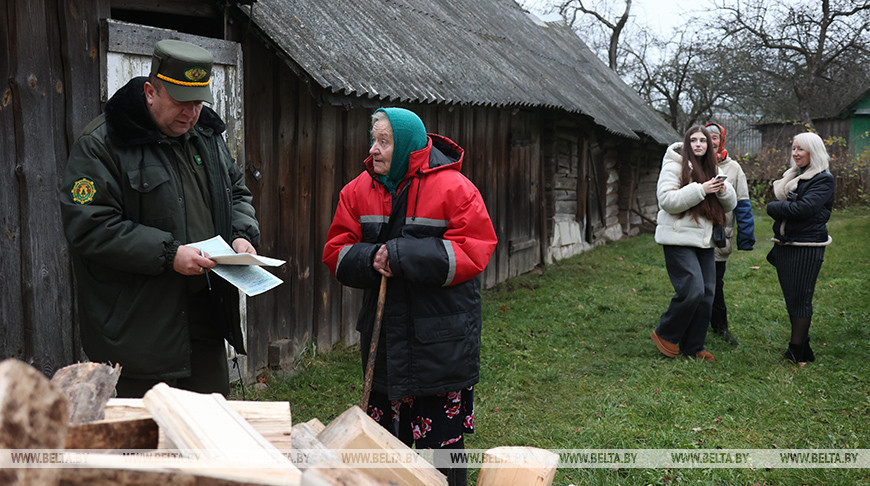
[[64, 416, 159, 450], [0, 358, 70, 486], [50, 362, 121, 425]]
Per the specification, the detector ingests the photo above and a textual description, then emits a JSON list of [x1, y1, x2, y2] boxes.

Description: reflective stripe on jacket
[[323, 134, 497, 399]]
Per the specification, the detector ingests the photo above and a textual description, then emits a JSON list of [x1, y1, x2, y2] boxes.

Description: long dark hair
[[680, 125, 725, 225]]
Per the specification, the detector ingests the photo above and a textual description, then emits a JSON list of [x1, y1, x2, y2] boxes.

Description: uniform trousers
[[115, 284, 229, 398]]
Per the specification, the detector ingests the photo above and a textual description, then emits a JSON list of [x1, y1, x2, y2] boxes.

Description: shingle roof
[[242, 0, 679, 144]]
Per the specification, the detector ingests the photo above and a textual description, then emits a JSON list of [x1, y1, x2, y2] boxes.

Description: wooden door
[[506, 119, 542, 278], [583, 141, 606, 243]]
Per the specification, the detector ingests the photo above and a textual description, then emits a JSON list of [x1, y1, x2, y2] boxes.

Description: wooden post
[[0, 358, 69, 486], [475, 446, 559, 486]]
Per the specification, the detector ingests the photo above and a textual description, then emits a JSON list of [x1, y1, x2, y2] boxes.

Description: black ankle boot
[[784, 342, 804, 363], [803, 338, 815, 362]]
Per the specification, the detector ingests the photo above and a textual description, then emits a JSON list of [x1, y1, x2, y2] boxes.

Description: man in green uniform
[[60, 40, 260, 397]]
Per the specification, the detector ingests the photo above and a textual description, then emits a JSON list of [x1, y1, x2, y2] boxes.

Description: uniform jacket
[[655, 142, 737, 248], [714, 155, 755, 261], [767, 166, 834, 245], [60, 76, 259, 380], [323, 134, 497, 400]]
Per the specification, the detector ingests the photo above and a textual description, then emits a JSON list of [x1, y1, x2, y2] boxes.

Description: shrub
[[740, 135, 868, 208]]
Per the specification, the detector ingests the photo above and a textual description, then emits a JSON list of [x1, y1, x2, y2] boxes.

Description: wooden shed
[[755, 87, 870, 159], [2, 0, 677, 381]]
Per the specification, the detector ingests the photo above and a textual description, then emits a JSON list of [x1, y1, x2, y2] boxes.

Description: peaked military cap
[[150, 39, 214, 104]]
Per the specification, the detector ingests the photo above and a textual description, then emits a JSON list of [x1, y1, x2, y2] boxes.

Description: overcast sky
[[520, 0, 699, 36]]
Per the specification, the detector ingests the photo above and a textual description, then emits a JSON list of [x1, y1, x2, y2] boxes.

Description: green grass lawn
[[237, 206, 870, 485]]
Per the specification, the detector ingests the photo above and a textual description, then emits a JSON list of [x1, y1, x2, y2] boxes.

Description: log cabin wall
[[542, 119, 590, 262], [540, 117, 666, 263], [617, 147, 663, 237], [540, 116, 618, 263], [602, 145, 624, 242]]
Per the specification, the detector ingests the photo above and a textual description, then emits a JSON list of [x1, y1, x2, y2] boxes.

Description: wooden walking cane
[[360, 274, 388, 412]]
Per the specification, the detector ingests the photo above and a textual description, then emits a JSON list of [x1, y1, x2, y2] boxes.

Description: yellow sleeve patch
[[71, 178, 96, 204]]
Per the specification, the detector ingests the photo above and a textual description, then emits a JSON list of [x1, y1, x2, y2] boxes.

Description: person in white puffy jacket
[[650, 125, 737, 362]]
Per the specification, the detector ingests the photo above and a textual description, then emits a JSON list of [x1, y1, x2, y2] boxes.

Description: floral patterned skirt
[[366, 386, 474, 449]]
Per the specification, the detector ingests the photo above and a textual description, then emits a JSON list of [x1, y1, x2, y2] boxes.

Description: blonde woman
[[766, 132, 834, 364]]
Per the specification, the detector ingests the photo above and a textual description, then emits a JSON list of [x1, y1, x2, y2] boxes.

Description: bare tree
[[624, 26, 743, 132], [713, 0, 870, 126], [556, 0, 632, 71], [519, 0, 869, 136]]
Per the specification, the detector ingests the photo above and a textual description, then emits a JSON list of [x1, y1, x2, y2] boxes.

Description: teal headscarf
[[374, 107, 428, 195]]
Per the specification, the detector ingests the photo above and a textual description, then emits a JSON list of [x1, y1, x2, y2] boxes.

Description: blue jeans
[[656, 245, 715, 355]]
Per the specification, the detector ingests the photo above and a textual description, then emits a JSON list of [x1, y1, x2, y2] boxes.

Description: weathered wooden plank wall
[[314, 106, 342, 351], [243, 37, 376, 372], [242, 39, 278, 374], [506, 110, 541, 277], [0, 1, 24, 365], [1, 0, 108, 375]]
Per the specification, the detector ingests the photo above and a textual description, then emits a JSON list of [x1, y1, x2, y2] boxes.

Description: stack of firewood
[[0, 358, 557, 486]]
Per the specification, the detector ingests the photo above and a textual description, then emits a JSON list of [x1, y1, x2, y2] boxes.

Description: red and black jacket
[[323, 134, 497, 399]]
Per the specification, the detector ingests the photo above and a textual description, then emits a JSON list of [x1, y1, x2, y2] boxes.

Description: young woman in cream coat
[[651, 125, 737, 362]]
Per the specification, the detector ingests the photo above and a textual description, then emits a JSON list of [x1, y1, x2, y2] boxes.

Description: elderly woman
[[323, 107, 497, 486], [705, 122, 755, 347], [651, 125, 737, 362], [766, 132, 834, 364]]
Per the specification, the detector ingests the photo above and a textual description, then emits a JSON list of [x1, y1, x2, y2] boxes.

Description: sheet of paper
[[187, 235, 235, 257], [187, 236, 284, 297], [210, 253, 285, 267], [209, 264, 283, 297]]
